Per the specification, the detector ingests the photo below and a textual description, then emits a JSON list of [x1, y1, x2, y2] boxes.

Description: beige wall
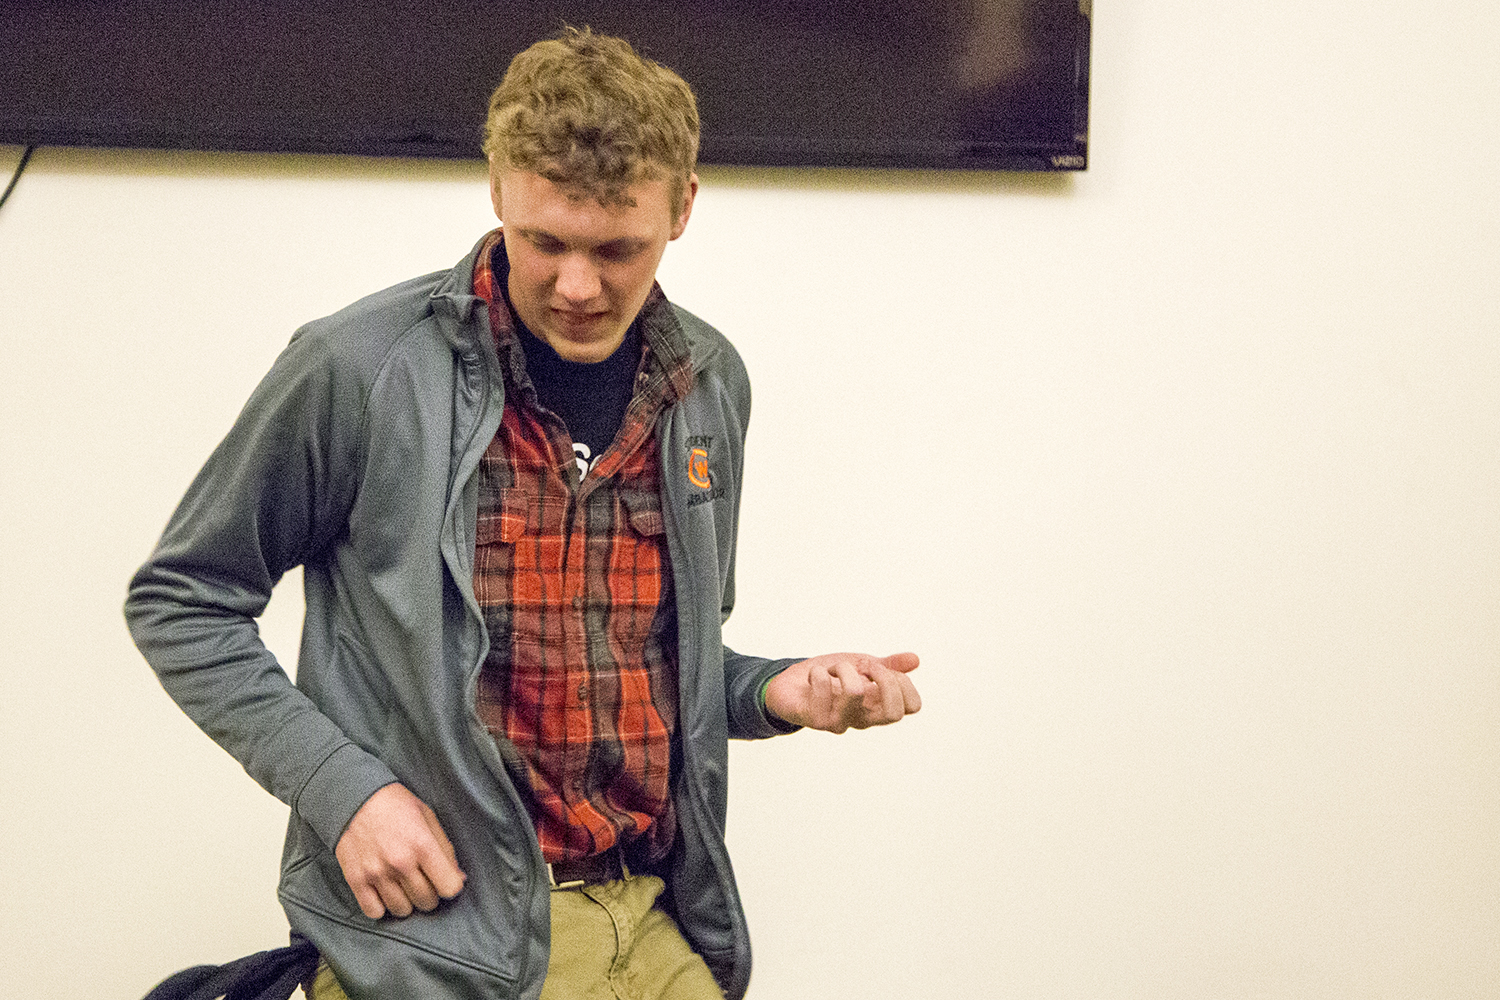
[[2, 3, 1497, 997]]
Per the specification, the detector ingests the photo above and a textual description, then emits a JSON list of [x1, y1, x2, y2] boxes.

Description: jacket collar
[[426, 232, 493, 353]]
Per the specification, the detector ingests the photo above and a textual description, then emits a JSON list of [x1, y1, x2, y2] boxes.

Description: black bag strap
[[142, 935, 319, 1000]]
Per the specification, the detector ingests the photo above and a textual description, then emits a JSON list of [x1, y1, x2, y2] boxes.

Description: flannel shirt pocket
[[619, 489, 665, 538], [476, 487, 528, 546]]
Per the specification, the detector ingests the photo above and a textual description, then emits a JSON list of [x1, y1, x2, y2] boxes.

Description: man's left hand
[[764, 651, 921, 733]]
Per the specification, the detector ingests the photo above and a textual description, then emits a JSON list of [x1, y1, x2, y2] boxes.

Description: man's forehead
[[499, 168, 676, 220]]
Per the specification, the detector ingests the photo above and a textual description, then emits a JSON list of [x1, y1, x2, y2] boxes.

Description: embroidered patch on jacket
[[687, 447, 712, 489], [685, 436, 726, 507]]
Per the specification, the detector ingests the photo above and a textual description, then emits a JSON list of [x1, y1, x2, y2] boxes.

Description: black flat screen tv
[[0, 1, 1090, 171]]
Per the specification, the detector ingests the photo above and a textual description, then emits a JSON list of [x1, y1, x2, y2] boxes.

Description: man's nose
[[554, 254, 602, 303]]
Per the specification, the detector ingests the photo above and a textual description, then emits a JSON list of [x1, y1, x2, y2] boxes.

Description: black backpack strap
[[142, 935, 320, 1000]]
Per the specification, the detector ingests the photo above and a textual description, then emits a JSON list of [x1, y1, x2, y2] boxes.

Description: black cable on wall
[[0, 145, 37, 214]]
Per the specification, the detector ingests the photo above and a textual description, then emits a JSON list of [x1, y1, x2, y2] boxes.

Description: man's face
[[491, 166, 697, 363]]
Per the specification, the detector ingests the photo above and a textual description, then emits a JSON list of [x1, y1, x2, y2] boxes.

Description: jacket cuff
[[294, 741, 400, 849], [726, 655, 804, 739]]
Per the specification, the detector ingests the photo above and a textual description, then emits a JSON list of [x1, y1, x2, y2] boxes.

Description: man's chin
[[543, 325, 627, 364]]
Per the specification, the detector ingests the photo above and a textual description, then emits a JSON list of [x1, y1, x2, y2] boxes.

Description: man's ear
[[670, 173, 699, 241]]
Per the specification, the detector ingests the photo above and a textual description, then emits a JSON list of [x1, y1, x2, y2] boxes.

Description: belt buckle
[[547, 862, 585, 891]]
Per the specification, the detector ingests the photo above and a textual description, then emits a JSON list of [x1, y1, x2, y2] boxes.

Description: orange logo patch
[[688, 447, 712, 489]]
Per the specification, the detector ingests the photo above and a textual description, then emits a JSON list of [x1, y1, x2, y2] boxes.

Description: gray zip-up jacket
[[124, 235, 798, 1000]]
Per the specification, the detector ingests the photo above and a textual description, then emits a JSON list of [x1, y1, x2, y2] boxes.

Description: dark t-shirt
[[515, 321, 639, 479]]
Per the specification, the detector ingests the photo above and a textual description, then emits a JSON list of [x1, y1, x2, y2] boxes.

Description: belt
[[547, 846, 628, 890]]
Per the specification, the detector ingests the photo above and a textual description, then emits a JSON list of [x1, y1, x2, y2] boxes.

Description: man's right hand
[[334, 783, 468, 919]]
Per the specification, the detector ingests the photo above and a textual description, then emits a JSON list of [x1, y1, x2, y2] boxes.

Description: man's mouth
[[554, 308, 606, 327]]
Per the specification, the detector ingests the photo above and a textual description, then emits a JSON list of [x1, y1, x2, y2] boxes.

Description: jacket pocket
[[279, 836, 521, 995]]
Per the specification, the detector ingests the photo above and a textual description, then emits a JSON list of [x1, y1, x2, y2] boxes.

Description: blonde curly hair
[[482, 27, 699, 211]]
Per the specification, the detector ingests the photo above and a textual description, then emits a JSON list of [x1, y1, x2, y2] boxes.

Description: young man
[[126, 28, 919, 1000]]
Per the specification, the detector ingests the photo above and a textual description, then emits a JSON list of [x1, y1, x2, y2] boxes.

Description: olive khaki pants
[[310, 874, 723, 999]]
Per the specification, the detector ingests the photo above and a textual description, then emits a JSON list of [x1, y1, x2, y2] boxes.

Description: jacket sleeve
[[722, 649, 802, 739], [124, 326, 399, 850], [703, 330, 803, 739]]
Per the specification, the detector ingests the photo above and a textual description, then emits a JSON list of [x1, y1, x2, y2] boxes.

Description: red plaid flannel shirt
[[471, 230, 693, 864]]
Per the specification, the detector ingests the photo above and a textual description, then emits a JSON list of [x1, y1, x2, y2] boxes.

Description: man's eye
[[531, 236, 566, 254], [597, 244, 640, 263]]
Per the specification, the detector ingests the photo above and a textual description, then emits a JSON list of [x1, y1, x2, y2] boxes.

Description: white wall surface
[[2, 3, 1497, 998]]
